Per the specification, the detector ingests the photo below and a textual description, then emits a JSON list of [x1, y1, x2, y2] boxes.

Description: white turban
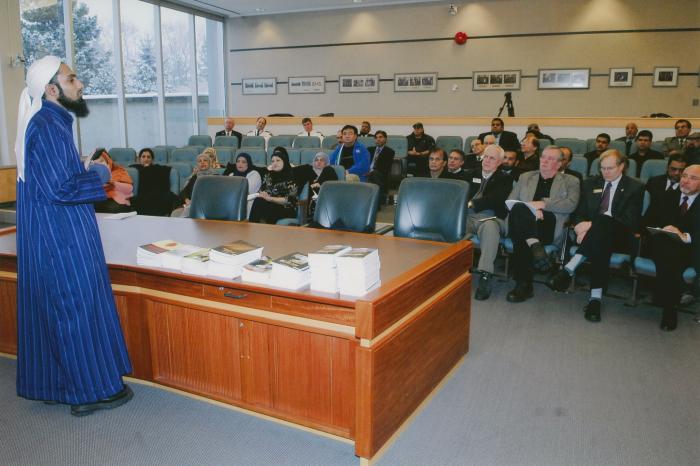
[[14, 55, 62, 182]]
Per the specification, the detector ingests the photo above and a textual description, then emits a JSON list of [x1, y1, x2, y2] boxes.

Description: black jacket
[[465, 168, 513, 219], [576, 175, 645, 231]]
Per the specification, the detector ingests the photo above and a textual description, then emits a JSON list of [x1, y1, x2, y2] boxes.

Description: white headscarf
[[14, 55, 62, 181]]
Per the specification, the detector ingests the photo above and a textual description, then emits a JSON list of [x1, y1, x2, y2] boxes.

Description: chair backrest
[[436, 136, 463, 154], [652, 141, 666, 154], [586, 138, 596, 153], [188, 135, 212, 147], [170, 147, 199, 165], [216, 147, 235, 164], [214, 135, 240, 148], [639, 159, 667, 182], [188, 175, 248, 221], [589, 157, 638, 178], [569, 156, 588, 179], [463, 136, 479, 153], [126, 166, 139, 196], [286, 148, 301, 165], [313, 181, 379, 233], [387, 135, 408, 158], [554, 138, 587, 156], [184, 145, 205, 155], [108, 147, 137, 165], [537, 138, 552, 150], [269, 135, 295, 149], [241, 136, 265, 148], [357, 136, 375, 148], [609, 140, 627, 154], [167, 162, 193, 190], [321, 136, 338, 150], [641, 190, 651, 216], [168, 166, 179, 193], [237, 148, 267, 167], [300, 148, 319, 165], [393, 178, 469, 242], [293, 136, 321, 149], [331, 165, 346, 181], [152, 146, 169, 164]]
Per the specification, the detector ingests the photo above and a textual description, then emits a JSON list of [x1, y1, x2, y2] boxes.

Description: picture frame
[[538, 68, 590, 89], [241, 77, 277, 95], [609, 67, 634, 87], [288, 76, 325, 94], [394, 72, 437, 92], [653, 66, 679, 87], [472, 70, 521, 91], [339, 74, 380, 93]]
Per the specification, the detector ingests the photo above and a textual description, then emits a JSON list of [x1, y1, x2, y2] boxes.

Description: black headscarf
[[224, 152, 254, 177], [268, 146, 293, 184]]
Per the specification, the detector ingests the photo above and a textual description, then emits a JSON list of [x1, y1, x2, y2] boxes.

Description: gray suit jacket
[[507, 171, 580, 247]]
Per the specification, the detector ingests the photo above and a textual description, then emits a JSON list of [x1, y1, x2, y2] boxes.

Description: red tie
[[680, 196, 689, 215]]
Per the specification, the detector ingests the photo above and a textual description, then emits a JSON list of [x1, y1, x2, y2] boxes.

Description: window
[[19, 0, 66, 66], [195, 17, 225, 136]]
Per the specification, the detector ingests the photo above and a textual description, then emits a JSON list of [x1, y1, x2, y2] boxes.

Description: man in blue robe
[[14, 56, 133, 416]]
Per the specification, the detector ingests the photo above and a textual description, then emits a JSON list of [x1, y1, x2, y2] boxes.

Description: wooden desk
[[0, 215, 471, 461]]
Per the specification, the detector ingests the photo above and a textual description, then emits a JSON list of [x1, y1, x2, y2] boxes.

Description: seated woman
[[223, 152, 262, 218], [91, 148, 134, 213], [294, 151, 338, 219], [172, 153, 217, 217], [129, 148, 179, 216], [202, 147, 224, 169], [249, 147, 298, 224]]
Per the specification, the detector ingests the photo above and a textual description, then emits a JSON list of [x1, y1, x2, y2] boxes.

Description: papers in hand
[[505, 200, 538, 216], [646, 227, 685, 243], [247, 193, 259, 201], [104, 211, 137, 220]]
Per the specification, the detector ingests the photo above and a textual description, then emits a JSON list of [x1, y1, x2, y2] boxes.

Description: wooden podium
[[0, 215, 471, 461]]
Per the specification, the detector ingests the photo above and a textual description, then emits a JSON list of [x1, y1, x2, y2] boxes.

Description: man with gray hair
[[464, 144, 514, 300]]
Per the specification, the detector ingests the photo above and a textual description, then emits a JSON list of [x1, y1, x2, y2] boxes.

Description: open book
[[505, 200, 538, 217], [646, 227, 685, 244]]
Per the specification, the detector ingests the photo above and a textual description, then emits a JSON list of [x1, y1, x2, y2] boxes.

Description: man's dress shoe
[[506, 282, 534, 303], [660, 306, 677, 332], [584, 300, 602, 322], [547, 269, 572, 292]]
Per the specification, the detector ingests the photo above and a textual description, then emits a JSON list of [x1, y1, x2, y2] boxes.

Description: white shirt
[[679, 192, 698, 243], [665, 178, 679, 191], [297, 130, 323, 138], [246, 130, 272, 149], [601, 175, 622, 217]]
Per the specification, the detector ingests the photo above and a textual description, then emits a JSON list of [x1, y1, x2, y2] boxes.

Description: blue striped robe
[[16, 100, 132, 404]]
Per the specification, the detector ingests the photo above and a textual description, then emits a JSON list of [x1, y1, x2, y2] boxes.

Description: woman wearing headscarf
[[295, 151, 338, 218], [129, 148, 180, 216], [249, 147, 298, 224], [202, 147, 223, 168], [223, 152, 262, 218], [91, 148, 134, 213], [172, 152, 217, 217]]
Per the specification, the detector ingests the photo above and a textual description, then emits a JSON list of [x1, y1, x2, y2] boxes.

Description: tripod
[[497, 92, 515, 117]]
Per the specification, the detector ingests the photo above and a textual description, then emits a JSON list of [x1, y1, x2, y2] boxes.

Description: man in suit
[[629, 130, 664, 176], [406, 122, 436, 177], [644, 153, 687, 218], [478, 117, 519, 152], [427, 148, 457, 179], [464, 144, 513, 300], [518, 135, 540, 172], [686, 132, 700, 165], [366, 130, 395, 201], [464, 139, 485, 170], [560, 146, 583, 182], [501, 150, 523, 181], [447, 149, 468, 181], [359, 121, 373, 138], [505, 146, 580, 302], [548, 150, 645, 322], [643, 164, 700, 330], [615, 122, 638, 155], [215, 118, 242, 148], [664, 119, 692, 154], [583, 133, 611, 169]]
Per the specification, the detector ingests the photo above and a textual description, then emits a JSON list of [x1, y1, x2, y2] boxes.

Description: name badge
[[472, 178, 482, 184], [593, 188, 602, 193]]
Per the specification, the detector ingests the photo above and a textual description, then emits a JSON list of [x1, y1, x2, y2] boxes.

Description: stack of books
[[308, 245, 352, 293], [241, 256, 273, 285], [137, 240, 186, 267], [270, 252, 310, 290], [161, 244, 203, 270], [180, 248, 210, 276], [336, 248, 381, 296], [208, 240, 264, 279]]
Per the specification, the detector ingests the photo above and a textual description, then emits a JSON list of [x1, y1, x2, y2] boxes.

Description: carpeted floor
[[2, 267, 699, 465]]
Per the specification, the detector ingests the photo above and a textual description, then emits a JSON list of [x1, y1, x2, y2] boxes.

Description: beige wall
[[0, 0, 24, 167], [226, 0, 700, 118]]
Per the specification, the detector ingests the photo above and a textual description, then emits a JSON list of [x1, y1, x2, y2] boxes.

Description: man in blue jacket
[[329, 124, 370, 182]]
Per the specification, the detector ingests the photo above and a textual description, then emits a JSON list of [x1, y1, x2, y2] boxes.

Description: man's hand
[[534, 209, 544, 220], [663, 225, 687, 241], [574, 221, 592, 244], [529, 200, 546, 210]]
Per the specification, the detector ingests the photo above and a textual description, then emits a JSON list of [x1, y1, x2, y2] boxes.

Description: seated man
[[526, 123, 554, 144], [329, 124, 370, 182], [447, 149, 468, 181], [584, 133, 611, 169], [216, 117, 243, 148], [297, 117, 323, 138], [359, 120, 373, 138], [366, 130, 395, 199], [548, 150, 644, 323], [664, 119, 692, 154], [464, 139, 485, 170], [615, 122, 638, 155], [501, 150, 523, 181], [406, 122, 436, 177], [426, 148, 456, 179], [478, 117, 519, 151], [483, 134, 497, 146], [506, 146, 580, 303], [643, 164, 700, 330], [683, 132, 700, 165], [560, 146, 583, 182], [464, 145, 513, 300], [518, 135, 540, 172], [629, 129, 664, 176], [246, 116, 273, 148], [643, 153, 687, 223]]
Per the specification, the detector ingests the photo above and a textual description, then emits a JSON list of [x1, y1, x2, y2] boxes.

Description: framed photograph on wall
[[394, 72, 437, 92], [241, 77, 277, 95], [609, 67, 634, 87], [288, 76, 325, 94], [339, 74, 380, 93], [653, 67, 679, 87], [538, 69, 590, 89], [473, 70, 521, 91]]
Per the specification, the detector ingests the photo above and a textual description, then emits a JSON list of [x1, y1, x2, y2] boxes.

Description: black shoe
[[660, 306, 678, 331], [547, 269, 572, 292], [70, 384, 134, 417], [531, 242, 552, 273], [584, 300, 602, 322], [506, 282, 533, 303], [475, 272, 493, 301]]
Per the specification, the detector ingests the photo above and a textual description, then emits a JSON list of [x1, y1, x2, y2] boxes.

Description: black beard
[[57, 93, 89, 117]]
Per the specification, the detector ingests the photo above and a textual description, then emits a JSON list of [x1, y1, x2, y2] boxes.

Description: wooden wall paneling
[[355, 275, 471, 458], [0, 276, 17, 354], [114, 291, 153, 379], [331, 337, 356, 437], [239, 319, 273, 409]]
